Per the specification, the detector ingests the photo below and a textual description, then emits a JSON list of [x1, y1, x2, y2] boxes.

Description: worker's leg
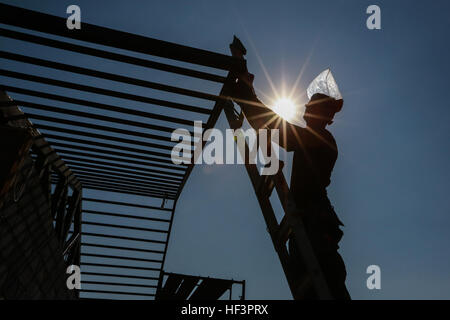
[[314, 203, 350, 299], [288, 230, 350, 300], [316, 247, 351, 300], [288, 235, 317, 299]]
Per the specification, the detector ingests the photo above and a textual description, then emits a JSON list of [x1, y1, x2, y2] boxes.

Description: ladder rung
[[277, 215, 292, 245], [255, 161, 284, 198], [255, 174, 274, 198]]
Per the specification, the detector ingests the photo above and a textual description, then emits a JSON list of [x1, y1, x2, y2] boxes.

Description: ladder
[[222, 101, 333, 300]]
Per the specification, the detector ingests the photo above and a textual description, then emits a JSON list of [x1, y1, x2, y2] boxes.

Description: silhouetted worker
[[231, 65, 351, 299]]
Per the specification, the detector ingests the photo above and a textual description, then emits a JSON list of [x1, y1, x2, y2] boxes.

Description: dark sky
[[1, 0, 450, 299]]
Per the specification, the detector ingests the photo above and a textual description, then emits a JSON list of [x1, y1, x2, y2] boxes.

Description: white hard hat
[[307, 68, 342, 101]]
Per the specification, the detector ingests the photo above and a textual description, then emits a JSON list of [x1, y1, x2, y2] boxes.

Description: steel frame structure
[[0, 3, 246, 299], [156, 271, 246, 300]]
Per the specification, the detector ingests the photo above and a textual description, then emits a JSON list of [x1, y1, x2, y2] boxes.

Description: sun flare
[[271, 98, 298, 122]]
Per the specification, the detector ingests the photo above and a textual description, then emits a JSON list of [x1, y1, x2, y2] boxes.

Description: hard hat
[[306, 69, 343, 112]]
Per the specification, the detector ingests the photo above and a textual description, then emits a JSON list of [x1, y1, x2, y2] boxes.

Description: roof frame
[[0, 3, 243, 300]]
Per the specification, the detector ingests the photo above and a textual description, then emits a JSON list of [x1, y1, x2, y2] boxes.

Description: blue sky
[[1, 0, 450, 299]]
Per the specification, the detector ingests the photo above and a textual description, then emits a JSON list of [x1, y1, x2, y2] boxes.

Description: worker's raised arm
[[230, 74, 271, 129], [230, 72, 302, 152], [228, 36, 304, 152], [228, 36, 278, 132]]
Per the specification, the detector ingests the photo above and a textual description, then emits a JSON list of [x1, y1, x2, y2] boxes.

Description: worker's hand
[[232, 71, 256, 103]]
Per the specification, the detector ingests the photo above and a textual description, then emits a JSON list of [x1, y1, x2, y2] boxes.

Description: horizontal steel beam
[[1, 85, 195, 127], [72, 171, 180, 192], [43, 157, 181, 187], [82, 272, 159, 281], [81, 243, 164, 254], [83, 209, 171, 223], [54, 147, 185, 173], [50, 141, 183, 167], [0, 69, 212, 114], [82, 198, 173, 212], [49, 165, 179, 195], [81, 281, 157, 289], [69, 166, 181, 187], [64, 161, 182, 183], [0, 28, 226, 83], [0, 4, 243, 71], [12, 99, 194, 136], [41, 133, 186, 162], [72, 231, 167, 244], [8, 108, 191, 147], [82, 221, 168, 234], [62, 180, 177, 199], [54, 148, 184, 173], [81, 185, 174, 200], [81, 253, 163, 264], [34, 124, 175, 152], [9, 113, 182, 151], [61, 177, 178, 198], [79, 289, 155, 297], [81, 262, 160, 272], [0, 51, 223, 102], [55, 154, 184, 178]]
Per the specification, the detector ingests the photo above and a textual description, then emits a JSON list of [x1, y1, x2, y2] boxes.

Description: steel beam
[[0, 3, 244, 72], [0, 28, 226, 82], [82, 198, 173, 212], [0, 51, 224, 102], [0, 69, 212, 114]]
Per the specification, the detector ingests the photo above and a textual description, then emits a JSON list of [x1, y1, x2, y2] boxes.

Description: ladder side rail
[[224, 102, 332, 299], [223, 103, 301, 298]]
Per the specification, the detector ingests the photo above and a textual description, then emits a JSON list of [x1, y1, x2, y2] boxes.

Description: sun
[[271, 98, 297, 122]]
